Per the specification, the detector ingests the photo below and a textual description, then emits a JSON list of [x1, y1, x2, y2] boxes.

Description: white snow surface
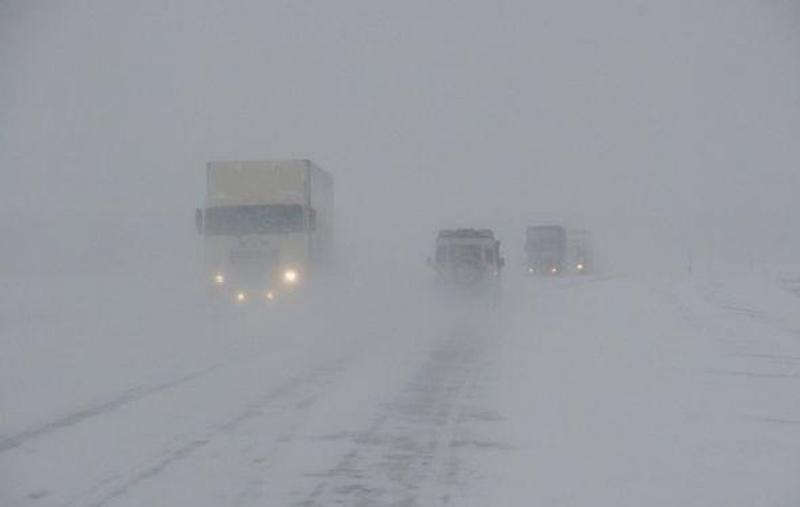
[[2, 271, 800, 506]]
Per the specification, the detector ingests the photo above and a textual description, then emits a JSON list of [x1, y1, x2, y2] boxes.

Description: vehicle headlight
[[283, 269, 298, 284], [527, 267, 534, 273], [550, 267, 558, 274], [213, 273, 225, 285], [265, 291, 275, 301], [577, 264, 584, 271], [235, 291, 247, 303]]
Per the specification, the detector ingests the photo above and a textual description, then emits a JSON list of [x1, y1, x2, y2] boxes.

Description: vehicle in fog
[[195, 159, 333, 303], [429, 229, 504, 292], [567, 229, 593, 274], [525, 224, 567, 275]]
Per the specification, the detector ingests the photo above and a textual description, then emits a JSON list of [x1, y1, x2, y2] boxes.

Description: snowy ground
[[2, 270, 800, 506]]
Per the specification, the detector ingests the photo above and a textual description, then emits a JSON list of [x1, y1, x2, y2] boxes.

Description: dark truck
[[525, 225, 567, 275]]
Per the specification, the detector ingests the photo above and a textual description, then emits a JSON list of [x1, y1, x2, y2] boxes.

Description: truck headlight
[[577, 264, 584, 271], [235, 291, 247, 303], [213, 273, 225, 285], [283, 269, 298, 285], [265, 290, 275, 301]]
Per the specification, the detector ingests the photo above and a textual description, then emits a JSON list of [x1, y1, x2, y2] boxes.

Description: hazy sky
[[2, 0, 799, 275]]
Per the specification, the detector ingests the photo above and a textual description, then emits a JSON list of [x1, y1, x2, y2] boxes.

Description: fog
[[2, 0, 799, 277], [3, 1, 800, 505]]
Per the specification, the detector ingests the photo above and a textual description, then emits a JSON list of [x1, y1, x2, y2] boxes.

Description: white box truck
[[195, 159, 333, 303]]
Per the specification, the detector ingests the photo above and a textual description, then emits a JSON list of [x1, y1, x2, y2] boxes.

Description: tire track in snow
[[779, 277, 800, 297], [230, 391, 327, 507], [67, 357, 350, 507], [295, 330, 486, 506], [742, 415, 800, 426], [706, 369, 800, 380], [0, 364, 221, 454]]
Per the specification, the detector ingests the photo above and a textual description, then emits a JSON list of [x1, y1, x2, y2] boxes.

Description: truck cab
[[430, 229, 504, 290], [525, 224, 567, 275], [195, 160, 333, 304]]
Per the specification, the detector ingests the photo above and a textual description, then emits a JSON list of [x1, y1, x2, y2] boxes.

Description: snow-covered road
[[2, 272, 799, 506]]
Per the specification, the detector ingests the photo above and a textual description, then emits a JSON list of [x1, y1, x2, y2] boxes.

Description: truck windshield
[[527, 228, 563, 251], [204, 204, 304, 235], [450, 244, 483, 263]]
